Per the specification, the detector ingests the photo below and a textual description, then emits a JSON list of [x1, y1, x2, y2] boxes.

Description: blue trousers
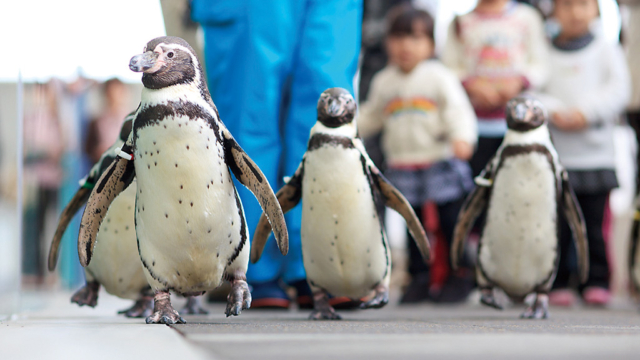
[[192, 0, 362, 284]]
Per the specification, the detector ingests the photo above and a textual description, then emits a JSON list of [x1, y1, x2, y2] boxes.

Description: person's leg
[[577, 193, 611, 304], [435, 197, 474, 303], [192, 0, 302, 302], [549, 202, 578, 306], [470, 136, 503, 177], [400, 205, 432, 303], [280, 0, 363, 287]]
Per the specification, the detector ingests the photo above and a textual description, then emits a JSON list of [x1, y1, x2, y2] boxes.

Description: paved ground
[[2, 291, 640, 360]]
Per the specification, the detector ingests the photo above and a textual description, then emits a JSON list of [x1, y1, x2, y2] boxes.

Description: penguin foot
[[71, 281, 100, 307], [145, 291, 186, 324], [479, 288, 503, 310], [309, 289, 341, 320], [225, 274, 251, 317], [180, 296, 209, 315], [118, 295, 154, 318], [520, 293, 549, 320], [361, 284, 389, 309], [309, 308, 342, 320]]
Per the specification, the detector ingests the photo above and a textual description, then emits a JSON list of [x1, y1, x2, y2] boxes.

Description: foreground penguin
[[48, 114, 153, 317], [252, 88, 431, 320], [452, 97, 589, 319], [77, 36, 288, 324]]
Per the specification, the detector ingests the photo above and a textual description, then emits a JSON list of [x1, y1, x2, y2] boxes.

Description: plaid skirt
[[567, 169, 618, 195], [385, 159, 474, 207]]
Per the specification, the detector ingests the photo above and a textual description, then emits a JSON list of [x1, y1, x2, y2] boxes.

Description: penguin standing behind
[[48, 113, 208, 317], [252, 88, 431, 320], [48, 114, 153, 317], [77, 36, 288, 324], [452, 97, 589, 319], [630, 198, 640, 301]]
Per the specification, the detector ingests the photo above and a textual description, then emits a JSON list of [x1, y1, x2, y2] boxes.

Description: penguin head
[[317, 88, 357, 128], [505, 96, 548, 132], [129, 36, 204, 91]]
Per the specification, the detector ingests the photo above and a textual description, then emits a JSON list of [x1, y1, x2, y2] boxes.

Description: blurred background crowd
[[0, 0, 638, 313]]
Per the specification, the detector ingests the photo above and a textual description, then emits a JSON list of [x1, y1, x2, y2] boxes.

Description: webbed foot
[[361, 283, 389, 309], [479, 288, 503, 310], [145, 290, 185, 324], [118, 294, 154, 318], [310, 288, 341, 320], [225, 273, 251, 317], [521, 293, 549, 319], [180, 295, 209, 315], [71, 281, 100, 307]]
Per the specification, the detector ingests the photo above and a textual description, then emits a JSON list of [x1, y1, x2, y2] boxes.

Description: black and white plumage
[[630, 199, 640, 299], [77, 36, 288, 324], [48, 114, 153, 317], [452, 97, 589, 319], [252, 88, 430, 320]]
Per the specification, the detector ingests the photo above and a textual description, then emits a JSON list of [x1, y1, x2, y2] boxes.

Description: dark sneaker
[[250, 280, 291, 309], [400, 273, 433, 304]]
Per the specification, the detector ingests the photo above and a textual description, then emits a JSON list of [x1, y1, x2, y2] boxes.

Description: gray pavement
[[2, 291, 640, 360]]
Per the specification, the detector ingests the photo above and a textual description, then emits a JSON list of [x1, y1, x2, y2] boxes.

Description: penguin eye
[[167, 52, 174, 59]]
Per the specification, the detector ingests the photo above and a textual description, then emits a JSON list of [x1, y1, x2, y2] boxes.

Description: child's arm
[[357, 75, 385, 139], [441, 17, 468, 80], [520, 7, 549, 91], [438, 68, 478, 160], [573, 44, 631, 127]]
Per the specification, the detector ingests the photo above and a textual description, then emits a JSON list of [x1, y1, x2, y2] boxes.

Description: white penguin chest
[[300, 145, 388, 298], [480, 152, 558, 296], [132, 114, 244, 292], [87, 182, 148, 299]]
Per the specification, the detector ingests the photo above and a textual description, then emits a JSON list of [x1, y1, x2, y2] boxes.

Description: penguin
[[77, 36, 288, 324], [630, 198, 640, 301], [451, 97, 589, 319], [252, 88, 431, 320], [48, 113, 153, 317]]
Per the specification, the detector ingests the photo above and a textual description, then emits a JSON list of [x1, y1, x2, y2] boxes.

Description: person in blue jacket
[[192, 0, 363, 308]]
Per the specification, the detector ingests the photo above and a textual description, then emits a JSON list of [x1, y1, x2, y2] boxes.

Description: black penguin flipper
[[78, 155, 136, 267], [222, 129, 289, 258], [560, 169, 589, 284], [251, 164, 304, 263], [48, 186, 92, 271], [452, 184, 490, 270], [630, 200, 640, 291], [369, 166, 431, 263]]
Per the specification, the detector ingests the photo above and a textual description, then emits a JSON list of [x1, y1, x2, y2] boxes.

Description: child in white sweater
[[538, 0, 631, 306], [359, 4, 478, 303]]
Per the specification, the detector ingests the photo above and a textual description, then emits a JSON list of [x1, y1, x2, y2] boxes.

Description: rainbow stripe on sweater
[[384, 97, 438, 117]]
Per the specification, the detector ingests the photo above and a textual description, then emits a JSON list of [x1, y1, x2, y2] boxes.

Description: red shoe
[[582, 287, 610, 306], [549, 289, 577, 307]]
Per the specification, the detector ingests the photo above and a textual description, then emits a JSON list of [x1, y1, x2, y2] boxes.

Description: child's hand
[[453, 140, 473, 160], [497, 77, 525, 102], [465, 79, 501, 110], [551, 110, 587, 131]]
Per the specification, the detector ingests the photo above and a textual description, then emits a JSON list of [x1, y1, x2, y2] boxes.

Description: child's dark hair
[[386, 4, 434, 41]]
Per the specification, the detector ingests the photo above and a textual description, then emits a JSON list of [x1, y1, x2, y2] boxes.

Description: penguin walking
[[48, 114, 153, 317], [252, 88, 430, 320], [630, 198, 640, 301], [77, 36, 288, 324], [452, 97, 589, 319]]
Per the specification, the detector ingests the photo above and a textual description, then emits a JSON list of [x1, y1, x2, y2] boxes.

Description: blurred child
[[442, 0, 548, 176], [538, 0, 630, 306], [358, 5, 478, 303], [84, 78, 130, 163]]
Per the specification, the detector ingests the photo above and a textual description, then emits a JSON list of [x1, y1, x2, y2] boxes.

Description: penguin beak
[[326, 98, 343, 117], [129, 51, 160, 73]]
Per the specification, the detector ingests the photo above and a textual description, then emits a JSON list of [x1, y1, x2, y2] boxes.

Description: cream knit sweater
[[358, 60, 477, 166]]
